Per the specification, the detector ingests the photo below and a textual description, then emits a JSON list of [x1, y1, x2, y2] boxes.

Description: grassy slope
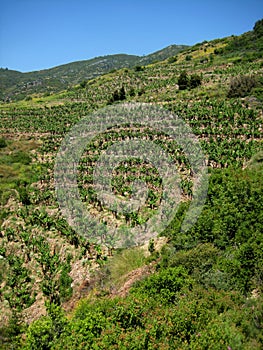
[[0, 21, 262, 349], [0, 45, 188, 102]]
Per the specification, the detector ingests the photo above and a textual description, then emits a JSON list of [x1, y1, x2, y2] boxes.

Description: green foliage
[[4, 254, 36, 313], [15, 180, 31, 204], [1, 20, 263, 349], [134, 65, 144, 72], [178, 71, 189, 90], [24, 304, 67, 350], [214, 47, 224, 55], [0, 137, 7, 148], [184, 165, 263, 249], [20, 286, 263, 349], [132, 266, 191, 303], [108, 85, 126, 103], [228, 74, 258, 97], [164, 243, 219, 273], [148, 238, 155, 254], [80, 80, 87, 88], [2, 253, 36, 339], [178, 71, 202, 90], [33, 236, 73, 305], [0, 150, 31, 165], [168, 56, 177, 63], [98, 247, 146, 290], [189, 73, 202, 89], [24, 316, 54, 350], [253, 18, 263, 38]]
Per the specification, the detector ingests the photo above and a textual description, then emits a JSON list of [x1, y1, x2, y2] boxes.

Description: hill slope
[[0, 45, 188, 101], [0, 18, 263, 350]]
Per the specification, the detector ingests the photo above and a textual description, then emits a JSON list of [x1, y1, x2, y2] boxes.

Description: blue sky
[[0, 0, 262, 72]]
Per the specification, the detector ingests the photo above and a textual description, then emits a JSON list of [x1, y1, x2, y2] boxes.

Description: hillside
[[0, 45, 188, 102], [0, 19, 263, 349]]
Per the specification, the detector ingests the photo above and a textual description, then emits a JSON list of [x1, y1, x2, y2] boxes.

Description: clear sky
[[0, 0, 262, 72]]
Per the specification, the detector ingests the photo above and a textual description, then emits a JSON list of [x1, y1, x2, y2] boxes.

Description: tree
[[134, 65, 144, 72], [178, 72, 202, 90], [108, 86, 126, 104], [189, 74, 202, 89], [178, 71, 189, 90], [80, 80, 87, 88], [118, 86, 126, 101], [227, 74, 257, 98]]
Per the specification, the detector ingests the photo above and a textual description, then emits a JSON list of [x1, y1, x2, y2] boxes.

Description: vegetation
[[0, 46, 188, 102], [0, 19, 262, 349], [178, 71, 202, 90], [227, 74, 258, 97]]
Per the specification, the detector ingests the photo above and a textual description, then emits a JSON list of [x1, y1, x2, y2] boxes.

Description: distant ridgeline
[[0, 45, 188, 101]]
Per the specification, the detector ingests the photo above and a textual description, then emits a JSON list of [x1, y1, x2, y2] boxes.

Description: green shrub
[[178, 71, 189, 90], [0, 137, 7, 148], [24, 317, 54, 350], [167, 243, 219, 274], [178, 71, 202, 90], [108, 86, 126, 104], [214, 47, 224, 55], [189, 74, 202, 89], [11, 151, 31, 165], [227, 74, 258, 98], [187, 317, 245, 350], [134, 65, 144, 72], [132, 266, 190, 303], [168, 56, 177, 63], [24, 304, 67, 350]]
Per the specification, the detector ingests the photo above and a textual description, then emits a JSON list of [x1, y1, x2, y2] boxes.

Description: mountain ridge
[[0, 44, 188, 101]]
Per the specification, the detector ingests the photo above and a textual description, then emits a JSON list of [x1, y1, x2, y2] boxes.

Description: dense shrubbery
[[21, 282, 263, 349], [227, 74, 258, 97], [15, 160, 263, 349], [108, 85, 126, 103], [0, 137, 7, 148], [178, 71, 202, 90]]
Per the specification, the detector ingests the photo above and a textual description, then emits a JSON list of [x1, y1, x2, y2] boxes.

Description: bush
[[214, 48, 224, 55], [178, 71, 189, 90], [189, 74, 202, 89], [132, 266, 191, 303], [79, 80, 87, 88], [178, 71, 202, 90], [134, 65, 144, 72], [0, 137, 7, 148], [227, 75, 258, 98], [12, 151, 31, 165], [24, 317, 54, 350], [168, 56, 177, 63], [108, 86, 126, 104]]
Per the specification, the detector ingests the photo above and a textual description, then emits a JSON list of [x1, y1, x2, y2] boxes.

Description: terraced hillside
[[0, 19, 262, 349], [0, 44, 188, 102]]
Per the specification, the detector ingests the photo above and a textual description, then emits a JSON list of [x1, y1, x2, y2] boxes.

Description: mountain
[[0, 45, 188, 101], [137, 44, 189, 65]]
